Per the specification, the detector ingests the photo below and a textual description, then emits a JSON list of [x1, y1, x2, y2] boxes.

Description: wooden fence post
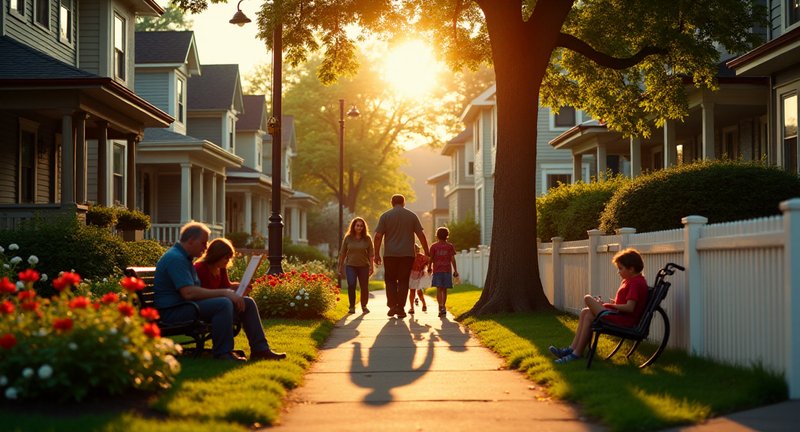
[[780, 198, 800, 399], [683, 215, 708, 356]]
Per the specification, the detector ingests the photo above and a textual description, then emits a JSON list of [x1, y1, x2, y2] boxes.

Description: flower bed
[[250, 270, 340, 318]]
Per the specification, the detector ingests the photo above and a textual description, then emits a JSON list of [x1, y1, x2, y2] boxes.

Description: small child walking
[[429, 226, 458, 317], [408, 244, 429, 314]]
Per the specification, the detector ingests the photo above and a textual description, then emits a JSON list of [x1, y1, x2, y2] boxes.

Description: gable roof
[[441, 128, 472, 155], [187, 64, 243, 112], [135, 31, 200, 75], [460, 83, 496, 123], [0, 36, 96, 79], [238, 95, 267, 131]]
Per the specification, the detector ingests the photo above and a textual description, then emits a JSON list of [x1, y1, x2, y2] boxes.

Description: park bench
[[124, 266, 241, 358], [586, 262, 685, 369]]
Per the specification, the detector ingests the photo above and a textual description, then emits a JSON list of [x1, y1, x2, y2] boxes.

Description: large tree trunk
[[468, 1, 571, 315]]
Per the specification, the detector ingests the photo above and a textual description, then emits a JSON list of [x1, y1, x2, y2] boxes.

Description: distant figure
[[338, 217, 375, 314], [154, 222, 286, 362], [374, 194, 430, 319], [407, 243, 429, 314], [429, 226, 459, 317], [549, 248, 649, 364]]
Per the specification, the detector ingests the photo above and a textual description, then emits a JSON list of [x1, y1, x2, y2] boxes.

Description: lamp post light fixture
[[338, 99, 360, 288], [231, 1, 284, 275]]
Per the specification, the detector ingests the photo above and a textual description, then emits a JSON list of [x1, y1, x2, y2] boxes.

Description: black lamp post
[[337, 100, 361, 272], [231, 0, 284, 275]]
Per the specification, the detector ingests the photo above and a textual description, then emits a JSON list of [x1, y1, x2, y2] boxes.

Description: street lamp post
[[338, 99, 360, 287], [231, 0, 284, 274]]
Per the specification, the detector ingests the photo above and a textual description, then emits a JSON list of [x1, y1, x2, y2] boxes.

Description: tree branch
[[557, 33, 665, 70]]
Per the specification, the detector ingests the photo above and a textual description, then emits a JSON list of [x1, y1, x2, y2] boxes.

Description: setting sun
[[382, 40, 442, 98]]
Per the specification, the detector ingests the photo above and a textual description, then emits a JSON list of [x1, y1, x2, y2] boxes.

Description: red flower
[[117, 302, 135, 317], [93, 301, 101, 310], [0, 277, 16, 294], [120, 277, 145, 292], [0, 300, 14, 314], [17, 268, 40, 283], [140, 307, 160, 321], [53, 272, 81, 291], [21, 300, 40, 312], [68, 296, 90, 309], [142, 322, 161, 338], [53, 317, 74, 332], [0, 333, 16, 349], [101, 292, 119, 304], [17, 290, 36, 301]]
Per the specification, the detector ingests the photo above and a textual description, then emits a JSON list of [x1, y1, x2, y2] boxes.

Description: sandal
[[554, 353, 581, 364]]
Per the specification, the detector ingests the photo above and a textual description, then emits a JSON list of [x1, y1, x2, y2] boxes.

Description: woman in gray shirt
[[338, 217, 375, 313]]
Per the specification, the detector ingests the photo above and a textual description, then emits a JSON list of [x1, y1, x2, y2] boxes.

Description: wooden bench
[[125, 266, 224, 358], [586, 262, 685, 369]]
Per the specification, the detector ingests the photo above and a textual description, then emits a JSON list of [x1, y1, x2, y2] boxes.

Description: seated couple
[[154, 221, 285, 362]]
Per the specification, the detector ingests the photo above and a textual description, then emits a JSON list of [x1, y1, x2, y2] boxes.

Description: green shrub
[[247, 233, 266, 249], [284, 242, 329, 263], [120, 240, 166, 267], [600, 160, 800, 233], [86, 205, 116, 228], [115, 208, 150, 231], [537, 176, 627, 241], [249, 270, 339, 318], [225, 231, 250, 248], [446, 213, 481, 251]]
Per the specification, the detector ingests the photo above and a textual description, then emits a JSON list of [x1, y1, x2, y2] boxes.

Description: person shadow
[[435, 316, 470, 352], [323, 312, 364, 349], [350, 318, 434, 405]]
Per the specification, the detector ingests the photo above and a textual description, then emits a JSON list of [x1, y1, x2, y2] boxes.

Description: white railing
[[146, 223, 225, 245], [455, 198, 800, 399]]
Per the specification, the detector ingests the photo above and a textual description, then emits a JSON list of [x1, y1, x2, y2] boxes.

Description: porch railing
[[145, 223, 224, 245]]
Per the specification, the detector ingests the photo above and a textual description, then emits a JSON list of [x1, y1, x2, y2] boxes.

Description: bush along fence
[[455, 197, 800, 399]]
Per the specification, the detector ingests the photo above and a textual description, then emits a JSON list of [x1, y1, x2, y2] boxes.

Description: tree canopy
[[136, 4, 193, 31]]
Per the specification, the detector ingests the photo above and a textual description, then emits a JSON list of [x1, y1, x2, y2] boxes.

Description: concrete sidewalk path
[[272, 290, 603, 431]]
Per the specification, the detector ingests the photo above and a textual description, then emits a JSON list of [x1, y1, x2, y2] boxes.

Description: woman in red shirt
[[195, 238, 238, 291]]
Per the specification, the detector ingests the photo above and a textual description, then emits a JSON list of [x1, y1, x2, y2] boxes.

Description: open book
[[235, 255, 264, 297]]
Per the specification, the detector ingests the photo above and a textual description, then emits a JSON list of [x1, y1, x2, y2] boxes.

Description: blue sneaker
[[554, 353, 581, 364], [548, 345, 573, 358]]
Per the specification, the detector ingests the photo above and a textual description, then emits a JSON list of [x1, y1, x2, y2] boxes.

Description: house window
[[546, 174, 571, 191], [554, 106, 577, 128], [59, 1, 72, 44], [177, 78, 185, 123], [35, 0, 49, 28], [789, 0, 800, 27], [467, 161, 474, 176], [229, 117, 235, 151], [114, 14, 126, 80], [113, 144, 125, 205], [19, 130, 37, 204], [784, 94, 798, 173], [10, 0, 25, 15]]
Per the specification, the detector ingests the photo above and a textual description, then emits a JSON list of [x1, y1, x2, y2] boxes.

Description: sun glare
[[382, 40, 442, 99]]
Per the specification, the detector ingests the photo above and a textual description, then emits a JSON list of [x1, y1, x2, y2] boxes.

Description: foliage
[[121, 240, 167, 267], [283, 242, 330, 264], [135, 4, 193, 31], [247, 233, 265, 249], [115, 208, 151, 231], [225, 231, 250, 249], [0, 270, 180, 402], [86, 205, 117, 228], [249, 271, 339, 318], [537, 176, 628, 241], [600, 160, 800, 233], [446, 213, 481, 251], [0, 218, 128, 293]]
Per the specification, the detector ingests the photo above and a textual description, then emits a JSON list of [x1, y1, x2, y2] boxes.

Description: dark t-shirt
[[154, 243, 200, 308], [375, 205, 423, 257], [430, 241, 456, 273]]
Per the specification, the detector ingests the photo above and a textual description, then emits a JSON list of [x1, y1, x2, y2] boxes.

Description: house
[[440, 128, 475, 224], [0, 0, 172, 228], [425, 170, 449, 235], [728, 1, 800, 173], [456, 83, 587, 245], [134, 32, 241, 243]]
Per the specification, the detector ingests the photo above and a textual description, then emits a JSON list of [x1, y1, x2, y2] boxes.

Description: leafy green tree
[[136, 4, 193, 31], [446, 213, 481, 252], [177, 0, 763, 315]]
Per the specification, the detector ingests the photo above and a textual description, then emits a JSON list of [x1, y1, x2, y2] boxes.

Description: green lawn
[[0, 300, 349, 432], [434, 284, 787, 432]]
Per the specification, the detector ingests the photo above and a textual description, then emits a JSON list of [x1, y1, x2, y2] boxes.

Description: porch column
[[210, 173, 218, 225], [126, 135, 138, 210], [180, 163, 192, 223], [74, 112, 87, 204], [630, 137, 642, 177], [217, 174, 226, 230], [572, 152, 583, 183], [96, 121, 110, 206], [291, 205, 301, 242], [244, 192, 253, 234], [61, 114, 74, 204], [192, 167, 204, 221], [596, 143, 607, 180], [701, 95, 715, 160], [664, 120, 677, 167]]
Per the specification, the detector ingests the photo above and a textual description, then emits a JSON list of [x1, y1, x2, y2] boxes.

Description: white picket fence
[[455, 198, 800, 399]]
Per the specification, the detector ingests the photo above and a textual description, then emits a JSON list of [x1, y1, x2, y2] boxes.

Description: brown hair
[[612, 248, 644, 273], [391, 194, 405, 206], [200, 237, 235, 268], [345, 217, 371, 241], [436, 226, 449, 240]]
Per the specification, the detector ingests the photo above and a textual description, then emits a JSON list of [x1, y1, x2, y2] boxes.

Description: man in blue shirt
[[154, 222, 285, 362]]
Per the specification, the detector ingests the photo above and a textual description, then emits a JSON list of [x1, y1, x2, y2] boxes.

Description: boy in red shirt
[[428, 227, 459, 318]]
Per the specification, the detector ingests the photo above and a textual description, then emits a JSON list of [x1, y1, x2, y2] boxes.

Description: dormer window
[[554, 106, 577, 128], [114, 14, 126, 80], [177, 78, 185, 123], [10, 0, 25, 16], [59, 1, 72, 44], [35, 0, 49, 28]]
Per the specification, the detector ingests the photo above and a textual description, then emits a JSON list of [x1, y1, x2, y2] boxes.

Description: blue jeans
[[383, 256, 415, 311], [160, 296, 270, 356], [345, 265, 370, 308]]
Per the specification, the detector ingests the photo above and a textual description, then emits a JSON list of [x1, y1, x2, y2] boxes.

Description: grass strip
[[437, 284, 787, 432]]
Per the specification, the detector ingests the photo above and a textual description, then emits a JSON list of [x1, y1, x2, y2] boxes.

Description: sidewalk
[[660, 400, 800, 432], [271, 290, 603, 431]]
